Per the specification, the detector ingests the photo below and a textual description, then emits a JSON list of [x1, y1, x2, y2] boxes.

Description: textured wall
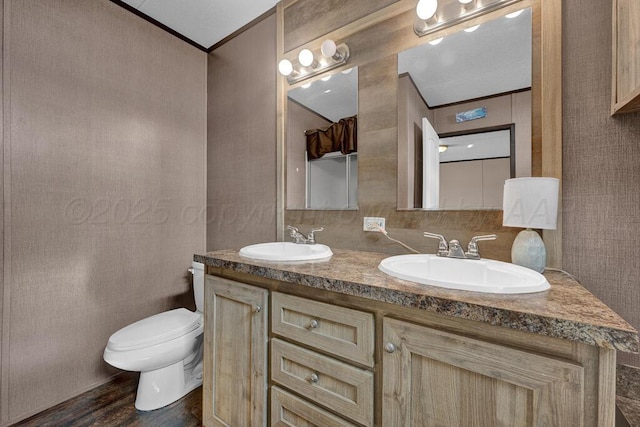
[[207, 14, 277, 251], [562, 0, 640, 368], [0, 1, 207, 424]]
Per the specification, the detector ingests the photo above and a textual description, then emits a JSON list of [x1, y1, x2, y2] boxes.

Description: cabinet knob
[[254, 305, 262, 313], [309, 373, 319, 383], [384, 342, 397, 353], [307, 319, 319, 329]]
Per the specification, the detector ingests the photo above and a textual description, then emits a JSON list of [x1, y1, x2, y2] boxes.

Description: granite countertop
[[195, 248, 639, 353]]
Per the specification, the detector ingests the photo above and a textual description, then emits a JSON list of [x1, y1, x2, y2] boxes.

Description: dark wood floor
[[13, 372, 202, 427]]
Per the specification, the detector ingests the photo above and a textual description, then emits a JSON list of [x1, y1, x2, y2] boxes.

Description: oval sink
[[239, 242, 333, 262], [379, 254, 550, 294]]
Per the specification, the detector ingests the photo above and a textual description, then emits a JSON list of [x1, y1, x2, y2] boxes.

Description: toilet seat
[[107, 308, 202, 351]]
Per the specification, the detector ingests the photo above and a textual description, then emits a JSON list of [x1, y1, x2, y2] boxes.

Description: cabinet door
[[612, 0, 640, 114], [382, 318, 585, 427], [203, 276, 268, 427]]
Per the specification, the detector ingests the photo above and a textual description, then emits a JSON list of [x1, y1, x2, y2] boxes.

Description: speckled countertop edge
[[195, 248, 639, 353]]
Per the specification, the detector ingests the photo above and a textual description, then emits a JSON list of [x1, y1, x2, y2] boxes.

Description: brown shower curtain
[[305, 115, 357, 160]]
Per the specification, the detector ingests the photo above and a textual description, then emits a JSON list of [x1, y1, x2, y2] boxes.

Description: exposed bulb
[[298, 49, 315, 67], [278, 59, 293, 76], [321, 40, 337, 58], [458, 0, 474, 4], [506, 9, 524, 18], [428, 37, 444, 45], [464, 25, 480, 32], [416, 0, 438, 20]]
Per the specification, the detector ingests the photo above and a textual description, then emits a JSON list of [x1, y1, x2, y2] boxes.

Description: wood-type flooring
[[12, 372, 202, 426]]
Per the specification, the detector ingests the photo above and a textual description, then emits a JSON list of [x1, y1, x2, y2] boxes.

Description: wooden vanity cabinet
[[203, 276, 268, 427], [382, 318, 586, 426], [203, 273, 616, 427], [612, 0, 640, 114]]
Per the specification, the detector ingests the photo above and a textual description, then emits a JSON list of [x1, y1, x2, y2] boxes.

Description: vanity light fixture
[[277, 39, 351, 84], [458, 0, 476, 11], [414, 0, 519, 37], [298, 49, 317, 68], [278, 59, 294, 77]]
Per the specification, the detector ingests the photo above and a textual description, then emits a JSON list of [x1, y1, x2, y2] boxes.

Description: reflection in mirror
[[398, 8, 532, 210], [286, 67, 358, 210]]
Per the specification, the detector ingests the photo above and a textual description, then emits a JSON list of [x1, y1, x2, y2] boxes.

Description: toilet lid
[[107, 308, 202, 351]]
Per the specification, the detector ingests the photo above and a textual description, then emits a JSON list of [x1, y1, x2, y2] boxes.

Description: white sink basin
[[378, 254, 550, 294], [239, 242, 333, 262]]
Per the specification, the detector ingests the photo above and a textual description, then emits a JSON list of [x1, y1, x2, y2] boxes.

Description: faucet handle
[[307, 227, 324, 244], [423, 232, 449, 257], [286, 225, 304, 243], [466, 234, 497, 259]]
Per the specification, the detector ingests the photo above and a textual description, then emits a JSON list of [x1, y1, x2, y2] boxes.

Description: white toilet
[[103, 261, 205, 411]]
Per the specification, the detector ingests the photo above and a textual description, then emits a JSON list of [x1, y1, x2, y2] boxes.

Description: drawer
[[271, 292, 374, 367], [271, 339, 373, 427], [270, 386, 358, 427]]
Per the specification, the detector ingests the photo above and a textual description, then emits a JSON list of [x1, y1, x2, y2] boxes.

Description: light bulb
[[278, 59, 293, 76], [298, 49, 315, 67], [506, 9, 524, 18], [416, 0, 438, 20], [458, 0, 474, 4], [321, 40, 337, 58], [341, 68, 353, 74], [464, 25, 480, 32], [428, 37, 443, 45]]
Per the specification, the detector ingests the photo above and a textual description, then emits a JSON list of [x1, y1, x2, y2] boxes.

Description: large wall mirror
[[279, 0, 561, 265], [398, 7, 532, 210], [286, 67, 358, 210]]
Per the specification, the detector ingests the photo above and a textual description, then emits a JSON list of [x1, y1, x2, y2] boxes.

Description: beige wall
[[563, 0, 640, 368], [0, 1, 207, 424], [207, 14, 277, 251]]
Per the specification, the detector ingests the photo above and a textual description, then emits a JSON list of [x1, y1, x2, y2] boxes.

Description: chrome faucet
[[424, 232, 496, 259], [286, 225, 324, 244], [465, 234, 498, 260]]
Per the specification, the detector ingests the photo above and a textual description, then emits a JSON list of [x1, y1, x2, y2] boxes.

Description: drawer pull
[[384, 342, 397, 353], [254, 305, 262, 313], [307, 319, 319, 330], [309, 373, 320, 383]]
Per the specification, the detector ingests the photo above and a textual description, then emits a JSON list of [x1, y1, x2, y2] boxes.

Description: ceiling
[[398, 7, 532, 107], [117, 0, 279, 50], [288, 7, 531, 122]]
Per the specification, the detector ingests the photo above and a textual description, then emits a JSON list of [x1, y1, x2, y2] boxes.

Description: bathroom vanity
[[195, 249, 638, 426]]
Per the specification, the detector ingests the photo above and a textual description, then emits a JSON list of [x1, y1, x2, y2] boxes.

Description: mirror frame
[[277, 0, 562, 267]]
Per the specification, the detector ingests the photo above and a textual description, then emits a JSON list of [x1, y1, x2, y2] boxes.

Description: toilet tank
[[192, 261, 205, 313]]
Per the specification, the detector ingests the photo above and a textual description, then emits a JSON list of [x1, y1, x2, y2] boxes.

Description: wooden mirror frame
[[277, 0, 562, 267]]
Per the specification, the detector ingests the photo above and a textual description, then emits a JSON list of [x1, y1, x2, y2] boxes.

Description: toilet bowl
[[103, 261, 205, 411]]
